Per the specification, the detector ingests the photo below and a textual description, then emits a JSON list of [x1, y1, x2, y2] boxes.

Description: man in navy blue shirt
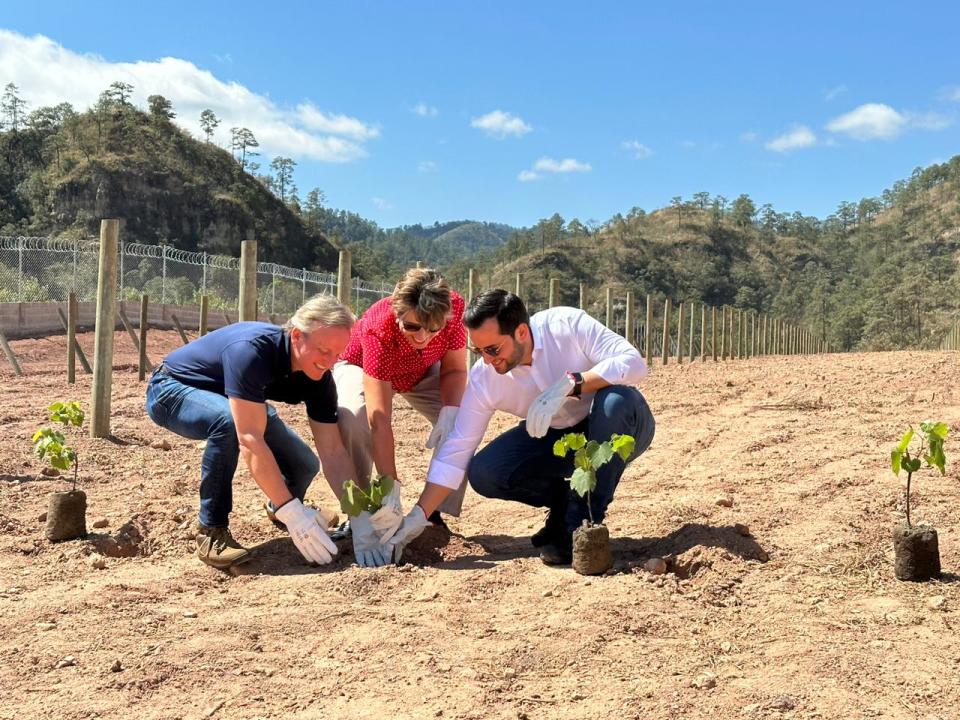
[[145, 294, 390, 569]]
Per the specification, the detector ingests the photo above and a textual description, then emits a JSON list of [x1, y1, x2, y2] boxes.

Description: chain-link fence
[[0, 236, 389, 316]]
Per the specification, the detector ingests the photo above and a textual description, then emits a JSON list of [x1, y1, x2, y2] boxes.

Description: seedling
[[32, 401, 84, 491], [891, 421, 948, 527], [340, 475, 396, 517], [553, 433, 635, 524]]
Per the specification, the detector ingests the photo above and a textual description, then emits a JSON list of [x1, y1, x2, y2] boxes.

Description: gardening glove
[[370, 480, 404, 543], [275, 498, 338, 565], [525, 374, 575, 438], [350, 511, 392, 568], [425, 406, 459, 451], [388, 505, 432, 564]]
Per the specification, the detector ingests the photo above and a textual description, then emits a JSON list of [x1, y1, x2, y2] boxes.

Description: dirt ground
[[2, 329, 959, 720]]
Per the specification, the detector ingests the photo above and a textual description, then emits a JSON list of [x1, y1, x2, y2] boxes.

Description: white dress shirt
[[427, 306, 648, 490]]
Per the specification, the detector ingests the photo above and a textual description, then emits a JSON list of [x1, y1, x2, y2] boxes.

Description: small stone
[[110, 659, 122, 673], [691, 672, 716, 689], [416, 591, 440, 602], [504, 667, 516, 678], [715, 495, 734, 508], [38, 512, 47, 523], [92, 518, 109, 529], [55, 656, 76, 669], [734, 523, 751, 536], [151, 439, 172, 451], [36, 622, 57, 631], [183, 610, 198, 618], [542, 590, 553, 597], [720, 641, 733, 653], [41, 467, 60, 477], [928, 596, 947, 610], [88, 555, 106, 570], [644, 557, 668, 575]]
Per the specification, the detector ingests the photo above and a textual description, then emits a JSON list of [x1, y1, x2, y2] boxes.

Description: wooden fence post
[[579, 282, 586, 310], [515, 273, 521, 298], [720, 306, 727, 360], [644, 294, 653, 367], [687, 301, 695, 362], [67, 292, 77, 384], [711, 306, 717, 361], [700, 303, 707, 362], [625, 291, 635, 346], [0, 330, 21, 376], [337, 249, 351, 308], [605, 287, 613, 328], [239, 239, 258, 321], [548, 278, 560, 308], [676, 300, 686, 364], [199, 295, 209, 336], [661, 298, 671, 365], [138, 295, 149, 381], [91, 219, 119, 438]]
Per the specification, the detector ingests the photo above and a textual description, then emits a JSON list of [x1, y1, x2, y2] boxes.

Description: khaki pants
[[332, 361, 467, 516]]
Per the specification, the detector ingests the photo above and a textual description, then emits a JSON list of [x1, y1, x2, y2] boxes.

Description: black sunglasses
[[467, 338, 509, 357], [398, 318, 443, 334]]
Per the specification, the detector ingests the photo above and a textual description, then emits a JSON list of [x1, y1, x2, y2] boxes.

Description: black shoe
[[531, 508, 566, 548], [540, 540, 573, 566]]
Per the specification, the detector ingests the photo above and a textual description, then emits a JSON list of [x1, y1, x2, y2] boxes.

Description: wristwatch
[[566, 371, 584, 398]]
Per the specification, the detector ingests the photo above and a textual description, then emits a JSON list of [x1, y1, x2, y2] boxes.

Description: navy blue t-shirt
[[162, 322, 338, 423]]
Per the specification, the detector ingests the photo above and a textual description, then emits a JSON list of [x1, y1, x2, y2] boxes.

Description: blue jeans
[[467, 385, 655, 533], [145, 372, 320, 528]]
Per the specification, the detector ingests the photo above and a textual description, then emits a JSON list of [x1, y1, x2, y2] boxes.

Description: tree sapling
[[339, 475, 396, 517], [554, 432, 635, 575], [890, 421, 948, 581], [33, 401, 87, 542]]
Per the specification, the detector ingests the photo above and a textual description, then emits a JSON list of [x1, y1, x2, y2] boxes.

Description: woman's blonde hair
[[284, 293, 355, 333], [391, 267, 451, 328]]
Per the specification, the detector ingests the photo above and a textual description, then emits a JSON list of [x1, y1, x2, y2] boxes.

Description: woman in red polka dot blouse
[[333, 267, 468, 534]]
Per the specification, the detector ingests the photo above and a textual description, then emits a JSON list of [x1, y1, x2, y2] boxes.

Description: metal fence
[[0, 236, 390, 316]]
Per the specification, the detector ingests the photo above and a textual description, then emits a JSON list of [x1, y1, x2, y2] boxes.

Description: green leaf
[[904, 457, 922, 473], [339, 480, 366, 517], [51, 454, 70, 470], [891, 448, 902, 476], [553, 439, 569, 458], [589, 442, 615, 470], [611, 434, 636, 461], [564, 433, 587, 451], [569, 467, 596, 498], [920, 421, 949, 440], [377, 475, 395, 496], [896, 428, 914, 454]]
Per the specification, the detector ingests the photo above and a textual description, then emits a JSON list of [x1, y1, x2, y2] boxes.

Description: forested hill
[[479, 158, 960, 352]]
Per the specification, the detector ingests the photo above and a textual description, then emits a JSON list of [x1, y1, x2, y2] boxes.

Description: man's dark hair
[[464, 289, 530, 336]]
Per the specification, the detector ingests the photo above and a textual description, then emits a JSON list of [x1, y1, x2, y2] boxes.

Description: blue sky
[[2, 1, 959, 228]]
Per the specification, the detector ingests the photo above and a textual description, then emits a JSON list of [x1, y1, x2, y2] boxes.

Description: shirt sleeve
[[221, 341, 271, 403], [574, 311, 648, 385], [304, 371, 339, 423], [426, 372, 494, 490]]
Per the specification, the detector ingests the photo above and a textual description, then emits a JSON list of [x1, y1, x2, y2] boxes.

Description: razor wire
[[0, 236, 389, 314]]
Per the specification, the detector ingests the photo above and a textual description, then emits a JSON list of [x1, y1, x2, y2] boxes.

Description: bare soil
[[2, 330, 960, 720]]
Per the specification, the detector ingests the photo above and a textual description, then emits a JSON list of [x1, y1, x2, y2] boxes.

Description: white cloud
[[939, 86, 960, 102], [765, 125, 817, 152], [412, 102, 438, 117], [471, 109, 532, 139], [906, 111, 952, 130], [621, 140, 653, 159], [826, 103, 905, 140], [518, 156, 591, 181], [418, 160, 438, 173], [739, 131, 758, 142], [824, 84, 847, 102], [372, 197, 392, 210], [0, 29, 375, 163]]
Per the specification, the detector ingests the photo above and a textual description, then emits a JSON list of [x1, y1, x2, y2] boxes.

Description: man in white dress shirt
[[386, 289, 655, 566]]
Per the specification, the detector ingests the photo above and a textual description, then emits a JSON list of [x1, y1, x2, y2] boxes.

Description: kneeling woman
[[334, 267, 467, 557]]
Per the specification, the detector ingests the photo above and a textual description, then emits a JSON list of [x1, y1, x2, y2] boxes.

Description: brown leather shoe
[[196, 524, 251, 569]]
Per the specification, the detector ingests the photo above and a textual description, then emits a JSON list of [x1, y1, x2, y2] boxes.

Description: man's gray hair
[[284, 293, 355, 333]]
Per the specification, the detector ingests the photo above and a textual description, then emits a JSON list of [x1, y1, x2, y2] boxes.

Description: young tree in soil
[[890, 421, 948, 581], [33, 401, 87, 542], [339, 475, 396, 516], [554, 432, 635, 575]]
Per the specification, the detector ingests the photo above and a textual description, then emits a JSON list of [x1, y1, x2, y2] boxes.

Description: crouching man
[[386, 290, 656, 566], [145, 294, 394, 569]]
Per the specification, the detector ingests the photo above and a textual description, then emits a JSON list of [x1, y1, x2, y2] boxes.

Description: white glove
[[369, 480, 404, 543], [274, 498, 338, 565], [525, 375, 575, 438], [387, 505, 432, 564], [425, 406, 458, 451], [351, 511, 391, 568]]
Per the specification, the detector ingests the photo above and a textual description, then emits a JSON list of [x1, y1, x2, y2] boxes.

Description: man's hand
[[275, 499, 338, 565], [369, 480, 404, 542], [387, 505, 432, 563], [351, 511, 391, 568], [526, 375, 575, 438], [425, 406, 458, 451]]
